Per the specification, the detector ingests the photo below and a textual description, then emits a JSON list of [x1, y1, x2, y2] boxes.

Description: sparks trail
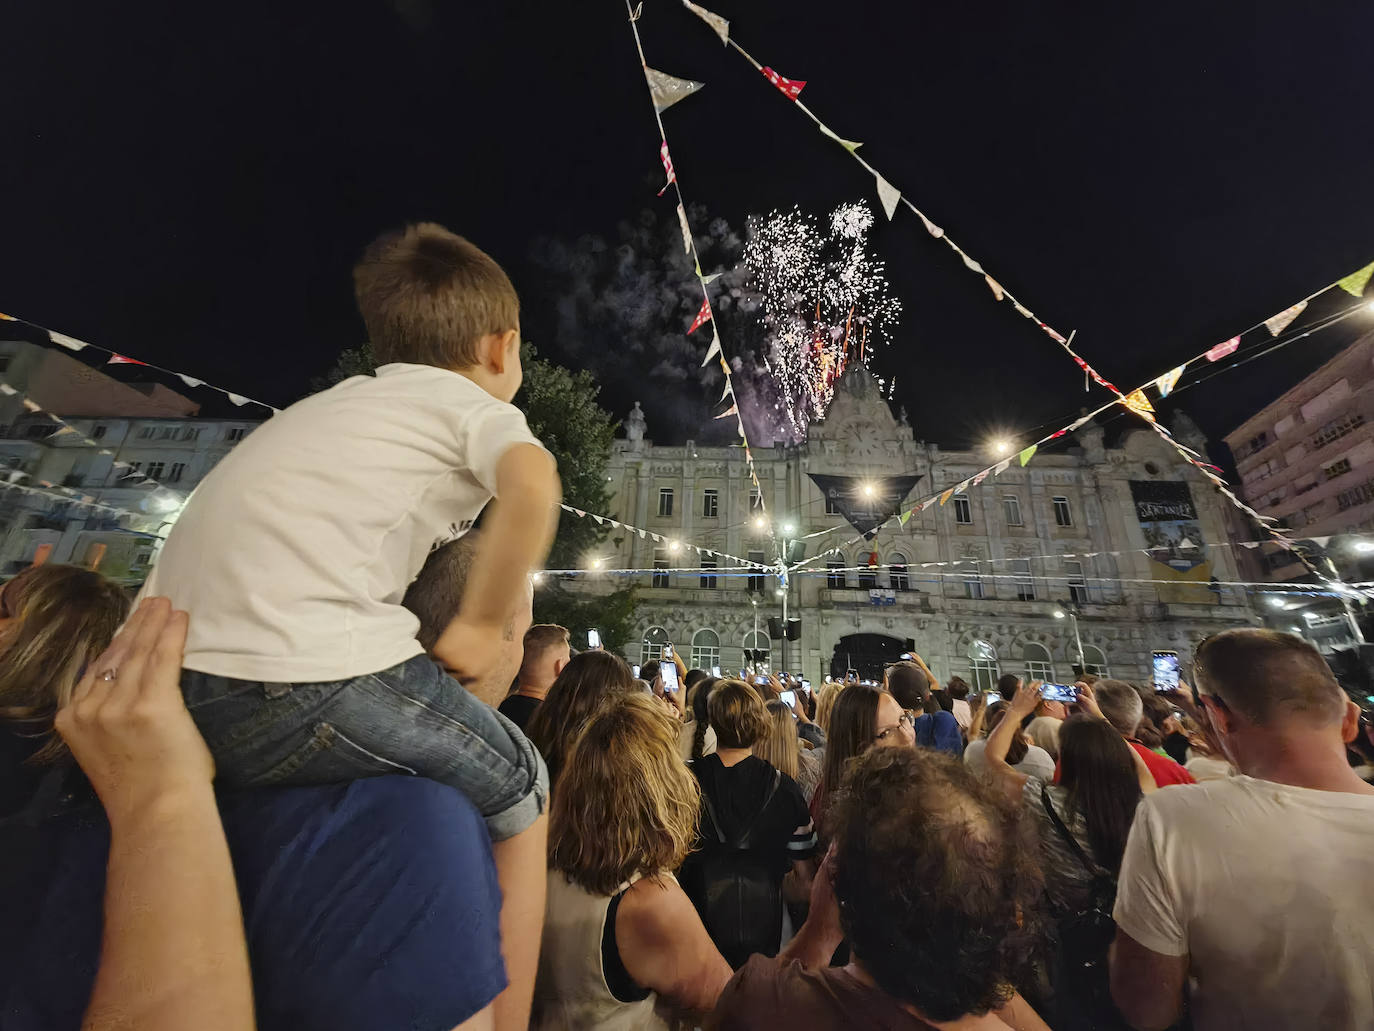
[[743, 202, 901, 440]]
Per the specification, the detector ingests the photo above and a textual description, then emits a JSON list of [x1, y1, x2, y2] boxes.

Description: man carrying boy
[[138, 222, 561, 1029]]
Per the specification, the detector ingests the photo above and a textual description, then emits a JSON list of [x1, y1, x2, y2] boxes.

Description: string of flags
[[0, 474, 151, 526], [0, 311, 280, 414], [0, 381, 171, 493], [622, 0, 768, 517], [670, 0, 1374, 586], [559, 502, 769, 573]]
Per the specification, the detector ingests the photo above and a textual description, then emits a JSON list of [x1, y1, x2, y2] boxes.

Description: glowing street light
[[861, 482, 877, 498], [752, 515, 767, 531], [990, 439, 1012, 456], [1353, 540, 1374, 554], [781, 522, 796, 535], [1267, 596, 1290, 609], [1053, 609, 1066, 619]]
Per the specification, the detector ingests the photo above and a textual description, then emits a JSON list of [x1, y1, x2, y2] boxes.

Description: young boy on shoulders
[[139, 223, 562, 1029]]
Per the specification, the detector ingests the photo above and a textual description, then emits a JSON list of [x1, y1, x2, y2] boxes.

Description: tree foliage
[[315, 341, 639, 655]]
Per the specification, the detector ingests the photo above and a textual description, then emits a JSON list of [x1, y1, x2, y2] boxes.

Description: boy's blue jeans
[[182, 654, 547, 842]]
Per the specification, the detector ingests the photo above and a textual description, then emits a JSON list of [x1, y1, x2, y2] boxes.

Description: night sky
[[3, 1, 1373, 459]]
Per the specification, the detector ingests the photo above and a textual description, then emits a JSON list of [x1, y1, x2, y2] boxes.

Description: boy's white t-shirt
[[141, 363, 546, 682], [1114, 774, 1374, 1031]]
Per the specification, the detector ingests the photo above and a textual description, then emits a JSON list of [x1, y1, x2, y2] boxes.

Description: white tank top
[[533, 870, 675, 1031]]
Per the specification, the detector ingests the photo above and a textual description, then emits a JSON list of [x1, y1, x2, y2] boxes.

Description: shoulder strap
[[705, 767, 782, 851], [1039, 784, 1099, 877]]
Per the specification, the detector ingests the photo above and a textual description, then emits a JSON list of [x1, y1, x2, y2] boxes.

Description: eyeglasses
[[874, 712, 914, 743]]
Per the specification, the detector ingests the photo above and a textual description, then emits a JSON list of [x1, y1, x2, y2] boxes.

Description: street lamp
[[781, 522, 796, 536], [990, 439, 1012, 456], [1353, 540, 1374, 554], [1054, 607, 1085, 672], [861, 482, 876, 498], [752, 515, 767, 531], [668, 539, 681, 554]]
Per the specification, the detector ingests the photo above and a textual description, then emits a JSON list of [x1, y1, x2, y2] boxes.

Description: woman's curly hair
[[829, 746, 1045, 1021]]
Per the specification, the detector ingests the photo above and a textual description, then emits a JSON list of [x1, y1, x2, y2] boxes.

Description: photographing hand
[[1074, 681, 1105, 720], [1010, 682, 1041, 718], [55, 597, 212, 824]]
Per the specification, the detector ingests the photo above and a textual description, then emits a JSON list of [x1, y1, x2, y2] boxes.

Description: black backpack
[[693, 767, 783, 970], [1040, 785, 1126, 1026]]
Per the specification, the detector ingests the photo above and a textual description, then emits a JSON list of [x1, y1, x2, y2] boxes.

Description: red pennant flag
[[1206, 337, 1240, 362], [657, 141, 676, 197], [106, 354, 149, 367], [761, 66, 806, 100], [687, 297, 713, 334]]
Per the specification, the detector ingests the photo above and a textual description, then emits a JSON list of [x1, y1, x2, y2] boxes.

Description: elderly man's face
[[465, 582, 535, 707]]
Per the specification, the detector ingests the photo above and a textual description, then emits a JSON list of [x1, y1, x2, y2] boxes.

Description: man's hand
[[55, 597, 213, 826], [434, 618, 509, 685]]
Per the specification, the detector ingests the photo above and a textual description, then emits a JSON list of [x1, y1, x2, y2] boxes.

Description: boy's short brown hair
[[353, 223, 519, 369], [708, 678, 767, 749]]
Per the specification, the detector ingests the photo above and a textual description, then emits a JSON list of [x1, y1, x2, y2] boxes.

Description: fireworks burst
[[743, 201, 901, 440]]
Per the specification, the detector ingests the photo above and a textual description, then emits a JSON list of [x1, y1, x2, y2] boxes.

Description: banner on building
[[1129, 480, 1216, 605], [808, 473, 922, 539]]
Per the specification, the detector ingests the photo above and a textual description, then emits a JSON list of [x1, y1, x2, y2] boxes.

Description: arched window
[[742, 629, 770, 672], [1022, 642, 1054, 683], [691, 629, 721, 671], [641, 625, 671, 667], [967, 640, 1000, 693], [1080, 645, 1110, 678], [889, 553, 910, 591]]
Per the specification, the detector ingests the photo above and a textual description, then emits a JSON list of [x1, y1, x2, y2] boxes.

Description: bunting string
[[621, 0, 769, 526], [0, 312, 280, 414], [559, 502, 768, 572]]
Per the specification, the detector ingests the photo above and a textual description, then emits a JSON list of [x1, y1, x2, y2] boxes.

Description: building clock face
[[849, 426, 883, 458]]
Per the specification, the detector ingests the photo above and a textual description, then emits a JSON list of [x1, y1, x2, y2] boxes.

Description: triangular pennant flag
[[1121, 388, 1156, 422], [818, 122, 862, 152], [985, 276, 1004, 301], [960, 252, 984, 274], [1066, 415, 1092, 431], [921, 497, 938, 511], [736, 416, 747, 439], [955, 478, 972, 494], [226, 393, 251, 406], [700, 333, 722, 365], [718, 356, 730, 376], [177, 374, 205, 389], [917, 212, 944, 238], [1264, 300, 1307, 336], [573, 508, 586, 518], [875, 174, 901, 220], [1337, 261, 1374, 297], [970, 469, 990, 488], [106, 354, 149, 367], [638, 528, 646, 539], [677, 202, 692, 254], [1153, 366, 1184, 398], [719, 378, 733, 402], [714, 403, 739, 419], [657, 141, 676, 196], [688, 298, 713, 335], [0, 384, 14, 396], [48, 331, 87, 352], [938, 488, 954, 506], [700, 271, 723, 285], [1206, 337, 1239, 362], [1038, 322, 1067, 344], [993, 459, 1012, 475], [761, 66, 806, 100], [681, 0, 730, 44], [898, 510, 911, 526], [1012, 302, 1032, 319], [1018, 444, 1037, 466], [0, 313, 13, 320], [644, 66, 704, 114], [592, 515, 604, 525]]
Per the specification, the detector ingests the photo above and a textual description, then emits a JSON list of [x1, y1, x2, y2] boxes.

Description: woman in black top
[[678, 679, 818, 968]]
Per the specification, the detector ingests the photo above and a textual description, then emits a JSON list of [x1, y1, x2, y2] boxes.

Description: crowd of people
[[1, 223, 1371, 1031]]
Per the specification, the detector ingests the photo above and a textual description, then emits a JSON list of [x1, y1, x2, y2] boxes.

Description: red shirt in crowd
[[1053, 741, 1196, 788]]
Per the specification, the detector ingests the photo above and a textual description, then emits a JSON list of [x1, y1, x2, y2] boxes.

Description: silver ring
[[98, 669, 118, 683]]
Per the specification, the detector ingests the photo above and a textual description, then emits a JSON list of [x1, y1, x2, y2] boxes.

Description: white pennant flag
[[0, 384, 15, 396], [700, 271, 724, 285], [677, 202, 692, 254], [638, 528, 647, 539], [819, 122, 862, 152], [226, 392, 251, 406], [1264, 300, 1307, 337], [48, 331, 87, 352], [592, 515, 604, 524], [178, 374, 205, 389], [917, 211, 944, 238], [644, 67, 704, 114], [875, 174, 901, 220], [681, 0, 730, 44], [720, 378, 733, 402], [960, 252, 984, 274], [700, 331, 722, 366]]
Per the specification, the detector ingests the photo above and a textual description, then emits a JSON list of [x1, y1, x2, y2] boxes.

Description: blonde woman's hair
[[753, 699, 799, 780], [816, 679, 848, 735], [0, 564, 130, 763], [549, 692, 700, 896]]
